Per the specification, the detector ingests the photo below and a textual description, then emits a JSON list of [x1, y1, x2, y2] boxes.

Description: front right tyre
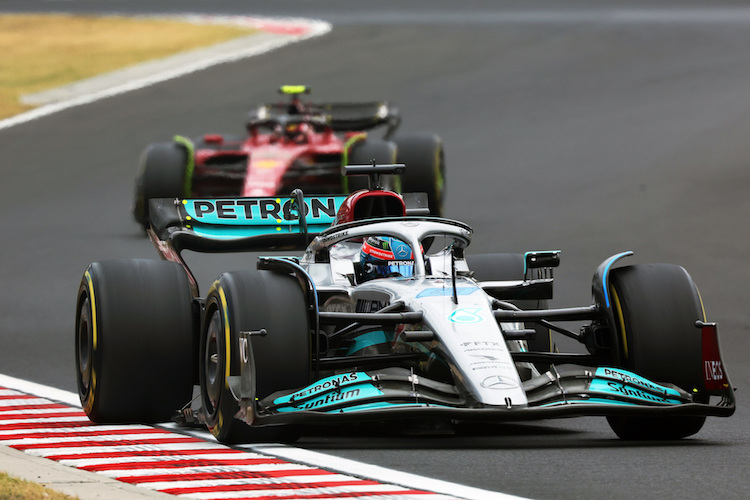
[[606, 263, 708, 440], [199, 269, 311, 444]]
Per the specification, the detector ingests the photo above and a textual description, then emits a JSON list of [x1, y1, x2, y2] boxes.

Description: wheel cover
[[203, 311, 223, 417], [77, 299, 93, 395]]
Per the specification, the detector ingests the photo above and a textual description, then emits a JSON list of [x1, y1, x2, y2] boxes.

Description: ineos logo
[[481, 375, 517, 389]]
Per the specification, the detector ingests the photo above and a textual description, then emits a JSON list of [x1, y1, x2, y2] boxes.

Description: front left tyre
[[75, 259, 196, 423]]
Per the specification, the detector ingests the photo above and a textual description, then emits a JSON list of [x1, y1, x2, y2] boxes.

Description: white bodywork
[[300, 218, 533, 407]]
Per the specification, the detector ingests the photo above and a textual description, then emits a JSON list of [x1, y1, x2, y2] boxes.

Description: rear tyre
[[133, 141, 189, 229], [346, 138, 397, 192], [200, 270, 311, 444], [606, 263, 707, 440], [75, 260, 195, 423], [466, 253, 551, 371], [394, 133, 445, 216]]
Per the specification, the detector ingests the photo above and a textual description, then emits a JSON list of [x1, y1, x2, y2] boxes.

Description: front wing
[[233, 364, 735, 427]]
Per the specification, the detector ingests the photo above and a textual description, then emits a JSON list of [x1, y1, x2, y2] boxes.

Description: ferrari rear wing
[[253, 101, 401, 137]]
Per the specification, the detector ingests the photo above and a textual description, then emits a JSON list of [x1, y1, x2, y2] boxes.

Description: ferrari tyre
[[200, 270, 311, 444], [133, 141, 189, 229], [606, 263, 707, 440], [466, 253, 552, 367], [394, 133, 445, 216], [75, 260, 195, 423], [346, 138, 397, 192]]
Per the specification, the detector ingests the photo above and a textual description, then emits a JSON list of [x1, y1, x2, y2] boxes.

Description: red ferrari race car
[[133, 85, 446, 228]]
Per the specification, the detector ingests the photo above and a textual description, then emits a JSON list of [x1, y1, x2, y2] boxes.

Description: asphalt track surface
[[1, 1, 750, 498]]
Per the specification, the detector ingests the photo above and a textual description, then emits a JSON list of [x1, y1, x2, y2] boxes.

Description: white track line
[[0, 15, 331, 131], [0, 373, 525, 499]]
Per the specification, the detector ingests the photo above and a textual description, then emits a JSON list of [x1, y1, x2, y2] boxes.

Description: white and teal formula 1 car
[[76, 164, 735, 443]]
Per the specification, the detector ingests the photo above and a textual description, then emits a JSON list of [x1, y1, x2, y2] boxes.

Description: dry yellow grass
[[0, 13, 257, 119], [0, 471, 76, 499]]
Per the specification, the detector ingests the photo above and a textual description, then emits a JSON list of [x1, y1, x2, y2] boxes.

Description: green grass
[[0, 13, 257, 119], [0, 12, 257, 495], [0, 471, 76, 499]]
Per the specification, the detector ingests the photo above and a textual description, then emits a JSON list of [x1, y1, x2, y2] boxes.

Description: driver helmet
[[360, 236, 415, 280]]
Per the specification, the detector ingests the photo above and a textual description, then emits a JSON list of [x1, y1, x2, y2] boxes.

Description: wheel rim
[[203, 311, 223, 416], [77, 298, 93, 395]]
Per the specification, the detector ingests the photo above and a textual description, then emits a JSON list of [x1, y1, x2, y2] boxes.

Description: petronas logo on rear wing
[[169, 196, 347, 239], [182, 197, 345, 226]]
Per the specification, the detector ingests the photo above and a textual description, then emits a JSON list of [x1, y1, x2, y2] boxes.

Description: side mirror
[[524, 251, 560, 280]]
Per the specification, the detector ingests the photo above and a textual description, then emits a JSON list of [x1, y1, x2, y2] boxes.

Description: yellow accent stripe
[[433, 142, 444, 193], [83, 270, 97, 413], [695, 285, 707, 322], [173, 135, 195, 197], [342, 133, 368, 193], [218, 286, 231, 384], [84, 271, 97, 350], [611, 286, 629, 360]]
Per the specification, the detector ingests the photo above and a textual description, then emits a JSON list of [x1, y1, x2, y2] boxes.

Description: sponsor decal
[[278, 384, 384, 412], [589, 380, 682, 405], [319, 230, 348, 244], [416, 287, 478, 298], [470, 354, 508, 371], [392, 242, 411, 259], [273, 372, 364, 405], [481, 375, 518, 389], [387, 260, 413, 267], [448, 308, 484, 324], [701, 323, 729, 390], [704, 360, 724, 387], [595, 367, 682, 398], [183, 196, 344, 225], [461, 341, 503, 348], [471, 354, 502, 361], [253, 159, 280, 169]]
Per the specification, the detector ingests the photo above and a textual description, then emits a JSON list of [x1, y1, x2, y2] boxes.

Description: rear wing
[[252, 101, 401, 137], [148, 193, 346, 296], [148, 193, 346, 254]]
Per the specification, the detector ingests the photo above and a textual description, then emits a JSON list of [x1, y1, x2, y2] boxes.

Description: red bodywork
[[191, 125, 355, 198]]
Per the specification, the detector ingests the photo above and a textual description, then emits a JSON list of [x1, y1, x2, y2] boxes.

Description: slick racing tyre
[[75, 259, 195, 423], [345, 138, 397, 192], [466, 253, 552, 374], [606, 263, 707, 440], [132, 141, 189, 230], [200, 270, 311, 444], [394, 133, 445, 217]]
